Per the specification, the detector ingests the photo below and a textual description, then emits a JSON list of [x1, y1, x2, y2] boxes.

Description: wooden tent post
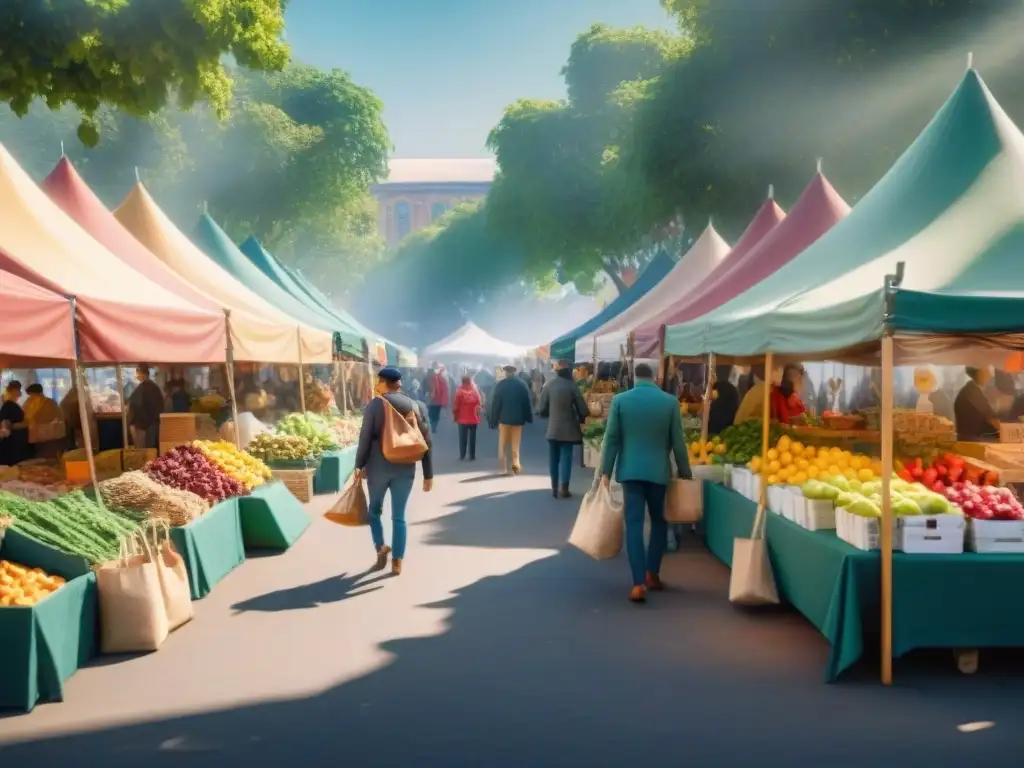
[[880, 333, 895, 685], [70, 360, 100, 497], [115, 366, 129, 449], [224, 311, 241, 448], [699, 353, 716, 463], [758, 352, 774, 513], [297, 329, 307, 414]]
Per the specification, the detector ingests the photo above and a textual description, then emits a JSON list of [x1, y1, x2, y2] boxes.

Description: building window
[[395, 201, 411, 239], [431, 202, 448, 221]]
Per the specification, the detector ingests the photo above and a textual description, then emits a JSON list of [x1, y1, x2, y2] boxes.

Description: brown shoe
[[511, 464, 521, 475], [645, 573, 664, 591], [392, 558, 403, 576], [370, 545, 391, 572], [558, 484, 572, 499], [629, 585, 648, 603]]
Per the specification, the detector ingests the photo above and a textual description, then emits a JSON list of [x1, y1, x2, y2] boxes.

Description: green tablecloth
[[0, 529, 97, 712], [313, 446, 356, 495], [169, 497, 245, 600], [238, 481, 311, 550], [704, 482, 1024, 682]]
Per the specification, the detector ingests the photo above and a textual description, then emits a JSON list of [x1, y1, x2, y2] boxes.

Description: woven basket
[[272, 468, 316, 504]]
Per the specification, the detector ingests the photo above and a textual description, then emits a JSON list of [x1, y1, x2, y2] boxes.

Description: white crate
[[968, 518, 1024, 553], [583, 443, 601, 469], [836, 508, 964, 553], [803, 499, 837, 531], [692, 464, 726, 485], [783, 486, 804, 522], [766, 484, 787, 515], [999, 422, 1024, 443], [749, 474, 762, 503], [730, 467, 750, 496]]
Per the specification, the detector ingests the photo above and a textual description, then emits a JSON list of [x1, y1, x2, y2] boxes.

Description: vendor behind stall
[[707, 365, 740, 435], [734, 365, 766, 424], [0, 381, 30, 465], [771, 364, 808, 424], [127, 365, 164, 449], [955, 366, 1000, 441]]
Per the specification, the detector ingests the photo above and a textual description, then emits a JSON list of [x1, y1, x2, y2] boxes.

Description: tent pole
[[758, 353, 774, 515], [224, 311, 241, 449], [699, 353, 715, 463], [880, 333, 895, 685], [296, 328, 306, 414], [115, 366, 129, 449]]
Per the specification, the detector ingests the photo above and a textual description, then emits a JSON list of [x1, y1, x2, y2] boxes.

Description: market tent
[[664, 69, 1024, 358], [575, 223, 731, 362], [238, 236, 415, 365], [0, 145, 225, 363], [657, 171, 849, 357], [193, 215, 361, 358], [549, 249, 675, 362], [0, 269, 74, 366], [635, 192, 785, 356], [114, 183, 331, 364], [422, 322, 530, 362]]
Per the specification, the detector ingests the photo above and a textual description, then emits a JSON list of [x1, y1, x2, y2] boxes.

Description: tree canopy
[[0, 0, 290, 145]]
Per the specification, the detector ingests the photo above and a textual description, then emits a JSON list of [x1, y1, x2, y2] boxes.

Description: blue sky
[[284, 0, 675, 158]]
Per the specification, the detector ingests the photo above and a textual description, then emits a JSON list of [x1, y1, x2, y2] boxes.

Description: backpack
[[379, 395, 428, 464]]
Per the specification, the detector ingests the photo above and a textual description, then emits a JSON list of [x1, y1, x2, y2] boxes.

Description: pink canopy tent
[[0, 268, 74, 366], [637, 172, 848, 357]]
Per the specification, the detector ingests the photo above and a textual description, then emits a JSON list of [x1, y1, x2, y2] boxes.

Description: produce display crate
[[122, 447, 157, 471], [62, 448, 122, 484], [159, 413, 218, 447], [836, 508, 964, 554], [313, 447, 357, 495], [239, 481, 312, 550], [169, 497, 245, 600], [968, 518, 1024, 553], [691, 464, 726, 485], [272, 467, 316, 504]]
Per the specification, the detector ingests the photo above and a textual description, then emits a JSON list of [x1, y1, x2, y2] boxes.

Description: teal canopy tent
[[192, 215, 364, 357], [549, 249, 675, 362]]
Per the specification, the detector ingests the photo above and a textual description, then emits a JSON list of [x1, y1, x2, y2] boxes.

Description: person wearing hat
[[127, 364, 164, 449], [488, 364, 533, 475], [354, 366, 434, 575]]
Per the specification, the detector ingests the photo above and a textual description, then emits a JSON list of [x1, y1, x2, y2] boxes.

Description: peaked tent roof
[[656, 172, 849, 357], [576, 223, 732, 361], [550, 249, 675, 362], [114, 183, 331, 364], [422, 322, 530, 361], [665, 69, 1024, 357], [238, 236, 414, 365], [193, 214, 361, 358], [0, 269, 74, 365], [0, 145, 225, 363]]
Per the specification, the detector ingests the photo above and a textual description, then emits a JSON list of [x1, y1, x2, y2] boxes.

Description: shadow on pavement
[[231, 571, 388, 613]]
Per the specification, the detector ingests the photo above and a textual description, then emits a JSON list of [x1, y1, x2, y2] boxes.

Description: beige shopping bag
[[148, 520, 193, 631], [324, 474, 369, 527], [568, 467, 625, 560], [729, 504, 779, 606], [97, 533, 169, 653], [665, 478, 703, 523]]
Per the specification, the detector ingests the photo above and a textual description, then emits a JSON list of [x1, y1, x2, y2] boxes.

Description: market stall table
[[703, 482, 1024, 682], [313, 446, 356, 495], [238, 481, 311, 550], [169, 497, 245, 600], [0, 529, 97, 712]]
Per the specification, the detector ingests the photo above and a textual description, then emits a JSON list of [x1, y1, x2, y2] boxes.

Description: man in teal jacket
[[601, 363, 691, 603]]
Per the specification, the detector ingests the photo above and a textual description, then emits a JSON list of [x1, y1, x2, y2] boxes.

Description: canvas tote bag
[[97, 532, 170, 653], [148, 520, 193, 631], [379, 395, 428, 464], [569, 466, 625, 560], [665, 453, 703, 523], [729, 502, 779, 606], [324, 474, 369, 527]]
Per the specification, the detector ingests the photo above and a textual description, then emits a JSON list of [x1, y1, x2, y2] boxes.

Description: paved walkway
[[1, 418, 1021, 765]]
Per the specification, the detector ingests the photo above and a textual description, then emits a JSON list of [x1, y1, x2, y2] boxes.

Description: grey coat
[[537, 372, 588, 443]]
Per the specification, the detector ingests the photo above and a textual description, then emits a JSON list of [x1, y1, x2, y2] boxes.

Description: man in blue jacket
[[488, 365, 533, 474], [601, 363, 691, 603]]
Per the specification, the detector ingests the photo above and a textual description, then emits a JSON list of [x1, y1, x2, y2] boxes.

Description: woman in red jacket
[[452, 374, 482, 460], [771, 364, 808, 424]]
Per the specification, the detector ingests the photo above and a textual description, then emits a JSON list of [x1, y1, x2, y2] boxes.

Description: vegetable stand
[[704, 482, 1024, 681], [238, 481, 311, 550], [313, 446, 357, 495], [0, 529, 97, 712], [169, 497, 245, 600]]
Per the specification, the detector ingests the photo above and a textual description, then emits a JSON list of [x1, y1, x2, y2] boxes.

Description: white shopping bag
[[665, 478, 703, 523], [729, 505, 779, 606], [568, 467, 625, 560]]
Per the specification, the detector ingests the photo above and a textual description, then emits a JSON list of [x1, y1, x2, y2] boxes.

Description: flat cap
[[378, 366, 403, 382]]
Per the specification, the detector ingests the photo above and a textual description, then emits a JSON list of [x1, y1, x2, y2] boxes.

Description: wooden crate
[[271, 468, 316, 504], [63, 448, 122, 483], [159, 413, 218, 445]]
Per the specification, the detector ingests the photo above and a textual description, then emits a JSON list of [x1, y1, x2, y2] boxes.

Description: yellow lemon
[[857, 468, 875, 482], [804, 445, 818, 459], [796, 458, 809, 470], [777, 435, 792, 453], [829, 446, 842, 457], [806, 465, 820, 478], [828, 465, 841, 476], [849, 456, 863, 470], [790, 441, 804, 454], [792, 472, 808, 485], [836, 456, 850, 470], [843, 468, 858, 481], [780, 451, 794, 467], [766, 474, 780, 485], [818, 447, 830, 458], [871, 461, 883, 476], [714, 443, 727, 455], [816, 456, 831, 470], [768, 460, 781, 474], [749, 456, 761, 471], [705, 441, 715, 452]]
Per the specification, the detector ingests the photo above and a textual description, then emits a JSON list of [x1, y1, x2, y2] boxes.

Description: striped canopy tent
[[663, 69, 1024, 360], [0, 146, 225, 363], [575, 223, 731, 363], [115, 183, 332, 364], [0, 269, 74, 366], [549, 249, 675, 363], [648, 170, 849, 358], [238, 236, 415, 366]]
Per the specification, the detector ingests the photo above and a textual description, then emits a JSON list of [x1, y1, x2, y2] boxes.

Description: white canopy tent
[[421, 322, 532, 363], [574, 223, 731, 362]]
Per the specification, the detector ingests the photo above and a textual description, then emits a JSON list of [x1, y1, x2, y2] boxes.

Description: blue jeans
[[548, 440, 574, 487], [622, 481, 668, 586], [427, 405, 442, 433], [367, 472, 416, 559]]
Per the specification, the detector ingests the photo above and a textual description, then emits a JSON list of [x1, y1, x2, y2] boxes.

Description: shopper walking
[[600, 363, 691, 603], [425, 364, 450, 433], [354, 367, 433, 576], [537, 359, 588, 498], [127, 365, 164, 449], [488, 365, 533, 475], [452, 374, 482, 460]]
